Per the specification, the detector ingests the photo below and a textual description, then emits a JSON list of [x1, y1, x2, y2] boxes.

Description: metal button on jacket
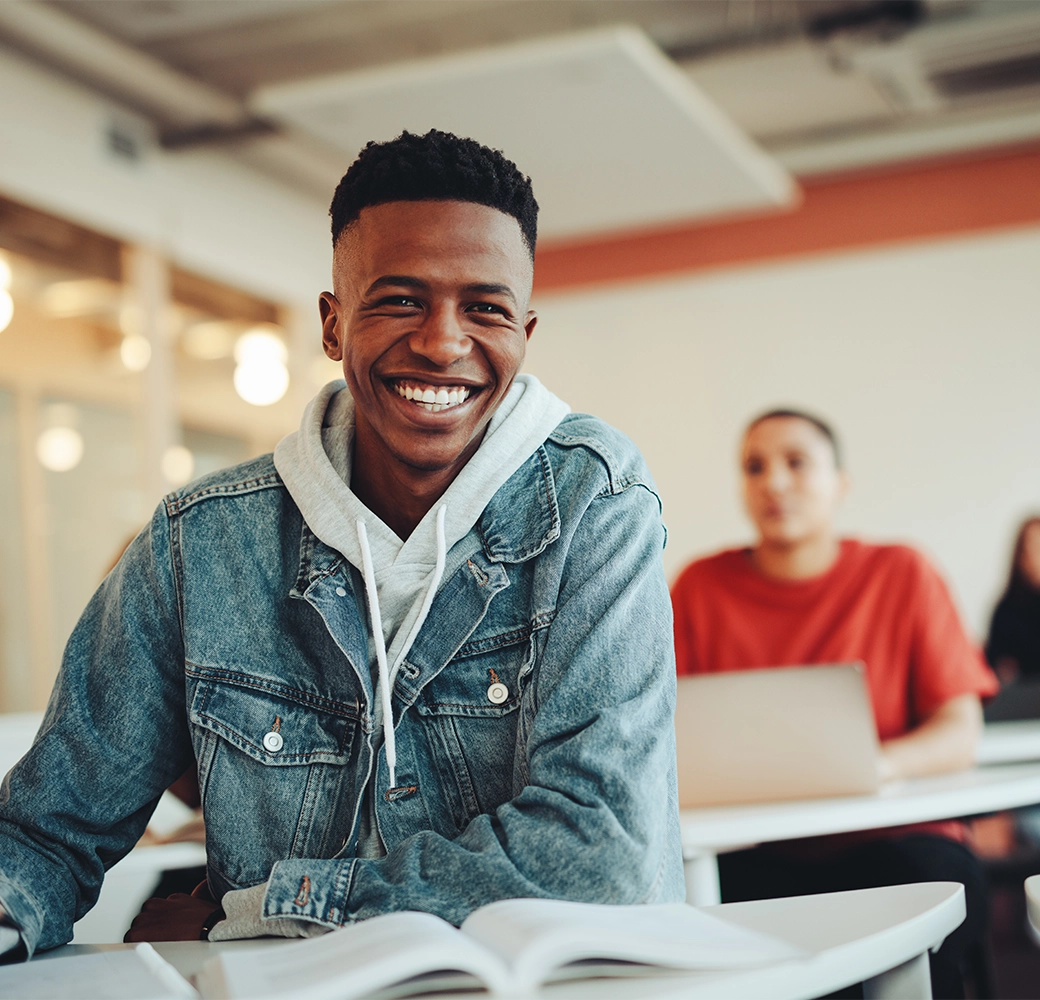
[[486, 682, 509, 705], [262, 731, 284, 752]]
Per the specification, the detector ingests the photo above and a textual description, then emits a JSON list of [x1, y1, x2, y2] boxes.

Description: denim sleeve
[[263, 481, 685, 928], [0, 504, 193, 955]]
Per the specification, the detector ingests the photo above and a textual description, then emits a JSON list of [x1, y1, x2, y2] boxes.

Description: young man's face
[[320, 199, 536, 479], [741, 417, 847, 548]]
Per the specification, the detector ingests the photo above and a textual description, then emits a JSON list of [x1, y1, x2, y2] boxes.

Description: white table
[[37, 882, 965, 1000], [681, 760, 1040, 905], [976, 719, 1040, 765]]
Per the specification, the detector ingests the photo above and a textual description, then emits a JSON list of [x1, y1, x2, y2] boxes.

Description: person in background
[[671, 408, 999, 999], [986, 515, 1040, 685]]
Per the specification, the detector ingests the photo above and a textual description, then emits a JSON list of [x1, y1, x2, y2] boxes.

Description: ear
[[524, 309, 538, 341], [836, 469, 851, 504], [319, 292, 343, 360]]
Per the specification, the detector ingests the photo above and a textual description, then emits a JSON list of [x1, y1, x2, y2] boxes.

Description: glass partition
[[0, 196, 290, 710]]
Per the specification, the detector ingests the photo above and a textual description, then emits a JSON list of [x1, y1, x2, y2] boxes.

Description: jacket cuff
[[265, 859, 357, 929], [0, 875, 43, 960]]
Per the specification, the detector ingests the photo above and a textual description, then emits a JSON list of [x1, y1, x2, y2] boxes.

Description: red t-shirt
[[671, 539, 998, 847]]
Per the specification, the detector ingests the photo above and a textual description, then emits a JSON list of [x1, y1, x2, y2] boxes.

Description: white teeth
[[394, 382, 471, 410]]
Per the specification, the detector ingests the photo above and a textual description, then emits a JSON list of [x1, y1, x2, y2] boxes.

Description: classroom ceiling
[[3, 0, 1040, 234]]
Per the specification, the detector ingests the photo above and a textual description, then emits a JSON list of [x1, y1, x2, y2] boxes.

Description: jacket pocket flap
[[415, 628, 534, 718], [190, 678, 355, 765]]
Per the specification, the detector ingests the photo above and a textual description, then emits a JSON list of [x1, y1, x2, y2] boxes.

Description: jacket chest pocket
[[190, 678, 359, 887], [413, 626, 538, 821]]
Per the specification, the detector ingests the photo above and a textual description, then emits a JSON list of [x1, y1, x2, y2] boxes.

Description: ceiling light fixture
[[233, 326, 289, 406], [37, 426, 84, 472], [0, 291, 12, 334], [120, 334, 152, 372]]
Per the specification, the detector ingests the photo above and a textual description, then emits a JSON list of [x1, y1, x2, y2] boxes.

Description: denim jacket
[[0, 413, 684, 955]]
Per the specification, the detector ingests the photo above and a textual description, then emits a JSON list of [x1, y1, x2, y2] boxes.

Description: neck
[[751, 533, 841, 580], [350, 425, 481, 541]]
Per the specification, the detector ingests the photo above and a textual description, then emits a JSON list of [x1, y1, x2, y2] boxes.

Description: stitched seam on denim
[[289, 763, 322, 859], [164, 473, 283, 514], [195, 710, 345, 763], [453, 612, 554, 658], [185, 663, 360, 721], [331, 858, 356, 925], [547, 428, 619, 486], [302, 557, 349, 596], [443, 715, 481, 820], [593, 480, 663, 512], [195, 728, 217, 808], [296, 524, 348, 593], [293, 523, 316, 595], [167, 509, 186, 641], [481, 446, 560, 564]]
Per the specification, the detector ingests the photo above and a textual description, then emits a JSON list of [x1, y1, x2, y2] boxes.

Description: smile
[[393, 380, 472, 413]]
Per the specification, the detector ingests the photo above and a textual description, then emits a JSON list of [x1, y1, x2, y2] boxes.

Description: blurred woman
[[986, 516, 1040, 684], [671, 408, 999, 999]]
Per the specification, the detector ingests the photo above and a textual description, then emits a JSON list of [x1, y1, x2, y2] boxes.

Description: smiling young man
[[671, 409, 998, 998], [0, 130, 683, 957]]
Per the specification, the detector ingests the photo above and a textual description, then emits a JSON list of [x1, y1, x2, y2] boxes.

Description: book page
[[196, 911, 510, 1000], [0, 944, 198, 1000], [460, 899, 806, 993]]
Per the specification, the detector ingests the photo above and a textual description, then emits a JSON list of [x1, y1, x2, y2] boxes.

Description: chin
[[759, 527, 807, 548]]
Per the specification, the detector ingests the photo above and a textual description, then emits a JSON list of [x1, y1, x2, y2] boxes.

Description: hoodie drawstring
[[356, 504, 447, 789]]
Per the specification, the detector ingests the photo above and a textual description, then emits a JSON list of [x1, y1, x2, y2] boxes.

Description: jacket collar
[[292, 443, 560, 589], [475, 444, 560, 563]]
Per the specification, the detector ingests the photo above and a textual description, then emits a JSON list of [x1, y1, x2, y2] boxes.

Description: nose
[[761, 460, 791, 494], [409, 304, 471, 367]]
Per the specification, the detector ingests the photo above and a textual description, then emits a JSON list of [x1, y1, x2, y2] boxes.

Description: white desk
[[976, 719, 1040, 765], [680, 760, 1040, 905], [38, 882, 965, 1000]]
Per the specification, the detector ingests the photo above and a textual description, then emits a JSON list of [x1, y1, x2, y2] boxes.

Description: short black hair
[[329, 130, 538, 259], [745, 408, 843, 469]]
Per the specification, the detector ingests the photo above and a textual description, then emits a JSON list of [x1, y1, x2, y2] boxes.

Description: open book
[[0, 900, 804, 1000], [196, 898, 805, 999]]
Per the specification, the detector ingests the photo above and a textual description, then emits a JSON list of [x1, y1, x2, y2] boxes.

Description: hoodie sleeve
[[261, 472, 685, 928]]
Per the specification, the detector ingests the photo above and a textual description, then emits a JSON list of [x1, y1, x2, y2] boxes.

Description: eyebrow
[[364, 275, 517, 306]]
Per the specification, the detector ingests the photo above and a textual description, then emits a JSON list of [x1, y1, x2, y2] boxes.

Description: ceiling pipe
[[0, 0, 254, 136], [0, 0, 349, 199]]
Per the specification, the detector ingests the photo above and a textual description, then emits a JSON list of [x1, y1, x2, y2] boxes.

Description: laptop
[[674, 663, 881, 808]]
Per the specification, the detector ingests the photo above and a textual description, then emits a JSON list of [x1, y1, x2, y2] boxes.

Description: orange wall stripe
[[533, 143, 1040, 293]]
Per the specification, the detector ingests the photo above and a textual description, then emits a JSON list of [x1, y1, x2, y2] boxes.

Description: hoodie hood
[[274, 373, 569, 783]]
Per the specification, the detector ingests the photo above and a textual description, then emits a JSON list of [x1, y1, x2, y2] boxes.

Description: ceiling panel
[[254, 26, 797, 240], [43, 0, 342, 43], [685, 39, 897, 140]]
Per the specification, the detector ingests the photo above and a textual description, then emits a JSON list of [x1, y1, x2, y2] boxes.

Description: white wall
[[0, 44, 331, 321], [527, 225, 1040, 639]]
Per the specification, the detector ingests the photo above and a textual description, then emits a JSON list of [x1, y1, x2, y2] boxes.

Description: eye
[[744, 458, 764, 475], [466, 302, 507, 315], [787, 454, 805, 470], [377, 295, 420, 308]]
